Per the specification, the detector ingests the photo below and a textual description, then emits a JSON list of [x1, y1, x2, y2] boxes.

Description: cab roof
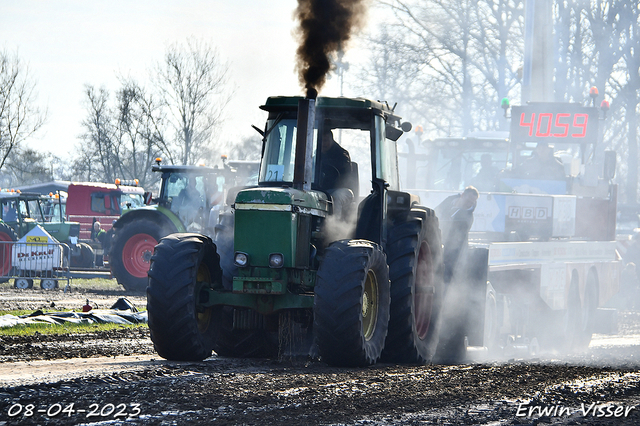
[[151, 164, 221, 174], [261, 96, 402, 121]]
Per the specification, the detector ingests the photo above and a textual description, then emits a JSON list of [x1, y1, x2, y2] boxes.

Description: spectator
[[93, 221, 106, 244], [436, 186, 479, 283]]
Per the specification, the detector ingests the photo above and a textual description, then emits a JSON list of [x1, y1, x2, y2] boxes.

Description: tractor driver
[[319, 126, 354, 219], [514, 142, 565, 180]]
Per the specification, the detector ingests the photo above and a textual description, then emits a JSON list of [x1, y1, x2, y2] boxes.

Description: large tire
[[0, 222, 17, 282], [314, 239, 390, 367], [111, 219, 171, 292], [147, 233, 222, 361], [70, 242, 94, 268], [382, 208, 444, 364]]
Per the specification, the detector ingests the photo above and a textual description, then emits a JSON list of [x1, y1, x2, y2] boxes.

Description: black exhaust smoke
[[295, 0, 368, 97]]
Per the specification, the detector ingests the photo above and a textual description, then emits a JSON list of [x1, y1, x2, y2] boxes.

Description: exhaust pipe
[[293, 88, 317, 191]]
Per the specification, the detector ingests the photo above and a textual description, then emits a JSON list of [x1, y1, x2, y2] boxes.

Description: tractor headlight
[[268, 253, 284, 268], [234, 252, 249, 267]]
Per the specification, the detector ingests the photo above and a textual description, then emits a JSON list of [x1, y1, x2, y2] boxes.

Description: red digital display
[[510, 104, 598, 144]]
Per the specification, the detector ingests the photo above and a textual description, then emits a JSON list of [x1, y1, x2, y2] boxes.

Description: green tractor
[[110, 160, 258, 292], [147, 96, 445, 367], [0, 191, 80, 289]]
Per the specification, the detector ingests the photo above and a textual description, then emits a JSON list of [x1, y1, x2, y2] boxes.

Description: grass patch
[[68, 278, 124, 291], [1, 308, 62, 317], [0, 321, 148, 337]]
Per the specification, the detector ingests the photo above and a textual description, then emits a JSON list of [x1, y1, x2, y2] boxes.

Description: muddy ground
[[1, 284, 640, 425]]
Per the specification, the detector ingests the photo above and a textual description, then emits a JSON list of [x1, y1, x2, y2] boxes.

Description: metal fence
[[0, 240, 71, 290]]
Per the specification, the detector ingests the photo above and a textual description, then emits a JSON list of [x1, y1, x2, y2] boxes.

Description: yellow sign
[[26, 236, 48, 244]]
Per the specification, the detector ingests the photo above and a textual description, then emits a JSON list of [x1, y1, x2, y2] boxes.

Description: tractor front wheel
[[314, 239, 390, 367], [147, 233, 222, 361], [71, 242, 95, 268], [111, 219, 167, 292]]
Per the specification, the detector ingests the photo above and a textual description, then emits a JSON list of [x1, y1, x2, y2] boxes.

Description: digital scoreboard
[[510, 103, 599, 145]]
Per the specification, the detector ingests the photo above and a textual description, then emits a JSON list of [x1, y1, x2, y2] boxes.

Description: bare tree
[[74, 81, 167, 187], [154, 38, 231, 165], [356, 0, 523, 136], [360, 0, 640, 204], [0, 49, 46, 171], [227, 134, 262, 162], [75, 85, 116, 182], [4, 147, 55, 185], [555, 1, 640, 204], [112, 78, 167, 187]]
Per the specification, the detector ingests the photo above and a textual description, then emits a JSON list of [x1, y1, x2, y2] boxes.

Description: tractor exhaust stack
[[293, 88, 317, 191]]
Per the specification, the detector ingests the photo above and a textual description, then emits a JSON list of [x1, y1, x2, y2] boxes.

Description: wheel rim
[[0, 231, 13, 275], [414, 241, 434, 340], [122, 233, 158, 278], [362, 270, 379, 341], [195, 262, 212, 333], [15, 278, 31, 289], [41, 279, 57, 290]]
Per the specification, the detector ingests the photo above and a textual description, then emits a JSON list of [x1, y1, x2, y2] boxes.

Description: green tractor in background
[[0, 191, 80, 289], [110, 160, 259, 292], [147, 95, 445, 367]]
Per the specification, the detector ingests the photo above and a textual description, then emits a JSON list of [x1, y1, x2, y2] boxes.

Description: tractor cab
[[0, 191, 78, 242], [255, 96, 411, 247], [151, 164, 226, 233]]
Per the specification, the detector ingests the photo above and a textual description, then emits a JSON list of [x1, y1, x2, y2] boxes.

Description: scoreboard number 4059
[[510, 104, 599, 144]]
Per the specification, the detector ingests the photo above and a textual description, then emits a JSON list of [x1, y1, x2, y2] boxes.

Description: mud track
[[1, 285, 640, 425]]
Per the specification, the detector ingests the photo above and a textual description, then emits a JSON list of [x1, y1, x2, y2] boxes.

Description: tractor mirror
[[386, 126, 403, 141], [401, 122, 412, 132], [604, 150, 616, 180]]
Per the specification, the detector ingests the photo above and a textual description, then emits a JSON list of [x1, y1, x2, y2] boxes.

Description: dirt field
[[1, 282, 640, 425]]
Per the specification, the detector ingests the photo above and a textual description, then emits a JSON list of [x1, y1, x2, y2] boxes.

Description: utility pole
[[522, 0, 554, 104], [334, 49, 349, 97]]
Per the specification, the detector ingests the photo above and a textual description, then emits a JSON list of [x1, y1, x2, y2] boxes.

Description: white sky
[[1, 0, 368, 163]]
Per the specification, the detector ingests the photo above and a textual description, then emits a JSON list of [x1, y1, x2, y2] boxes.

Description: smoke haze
[[295, 0, 368, 97]]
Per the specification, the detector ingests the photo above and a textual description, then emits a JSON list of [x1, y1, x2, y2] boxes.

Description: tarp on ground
[[0, 297, 147, 328]]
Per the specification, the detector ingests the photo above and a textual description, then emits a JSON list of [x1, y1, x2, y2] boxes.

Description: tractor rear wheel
[[111, 219, 168, 292], [314, 239, 390, 367], [147, 233, 222, 361], [0, 223, 17, 283], [382, 208, 444, 364]]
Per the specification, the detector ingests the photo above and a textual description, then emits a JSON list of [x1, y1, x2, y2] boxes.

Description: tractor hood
[[234, 187, 329, 216]]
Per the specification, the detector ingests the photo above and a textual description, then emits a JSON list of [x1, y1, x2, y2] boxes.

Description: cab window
[[91, 193, 107, 213]]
